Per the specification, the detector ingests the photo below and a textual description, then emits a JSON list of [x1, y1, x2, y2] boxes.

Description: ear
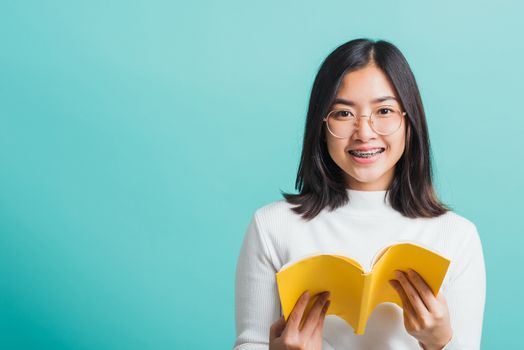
[[405, 117, 411, 142]]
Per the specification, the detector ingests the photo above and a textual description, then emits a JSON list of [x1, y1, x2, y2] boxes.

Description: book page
[[370, 244, 391, 270], [276, 254, 366, 331], [367, 242, 451, 313]]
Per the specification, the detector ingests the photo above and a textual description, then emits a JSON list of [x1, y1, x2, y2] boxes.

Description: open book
[[275, 242, 451, 335]]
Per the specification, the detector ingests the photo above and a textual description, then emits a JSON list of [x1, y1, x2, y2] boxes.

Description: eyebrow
[[333, 96, 399, 106]]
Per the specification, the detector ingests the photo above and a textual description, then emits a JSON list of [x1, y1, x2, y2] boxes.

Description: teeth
[[349, 148, 384, 158]]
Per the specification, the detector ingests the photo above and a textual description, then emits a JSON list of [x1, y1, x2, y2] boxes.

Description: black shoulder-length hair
[[281, 38, 452, 220]]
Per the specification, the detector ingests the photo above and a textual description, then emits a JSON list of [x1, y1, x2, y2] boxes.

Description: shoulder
[[253, 198, 301, 227], [433, 210, 482, 249], [440, 210, 479, 235], [248, 198, 309, 243], [255, 198, 295, 216], [437, 210, 477, 229]]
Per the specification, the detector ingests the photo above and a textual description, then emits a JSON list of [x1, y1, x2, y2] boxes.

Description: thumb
[[269, 315, 287, 341]]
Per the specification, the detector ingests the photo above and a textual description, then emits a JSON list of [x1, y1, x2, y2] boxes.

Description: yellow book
[[275, 242, 451, 335]]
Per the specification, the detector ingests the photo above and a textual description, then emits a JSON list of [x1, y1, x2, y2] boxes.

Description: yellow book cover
[[275, 242, 451, 335]]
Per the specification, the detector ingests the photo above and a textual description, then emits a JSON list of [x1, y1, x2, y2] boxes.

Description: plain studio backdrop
[[1, 1, 523, 349]]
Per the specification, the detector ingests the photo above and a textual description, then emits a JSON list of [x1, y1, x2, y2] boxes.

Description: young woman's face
[[325, 64, 407, 191]]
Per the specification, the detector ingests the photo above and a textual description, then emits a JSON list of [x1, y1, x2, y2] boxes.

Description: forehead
[[336, 65, 398, 102]]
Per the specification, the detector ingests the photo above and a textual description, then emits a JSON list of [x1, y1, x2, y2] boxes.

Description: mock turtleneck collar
[[341, 188, 400, 217]]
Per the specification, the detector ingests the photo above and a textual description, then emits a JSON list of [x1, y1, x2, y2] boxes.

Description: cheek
[[386, 128, 406, 161], [326, 137, 347, 161]]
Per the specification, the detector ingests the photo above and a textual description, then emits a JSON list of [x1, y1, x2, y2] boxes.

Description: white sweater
[[233, 189, 486, 350]]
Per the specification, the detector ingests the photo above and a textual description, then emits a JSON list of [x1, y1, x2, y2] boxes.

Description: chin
[[347, 169, 383, 182], [345, 167, 391, 187]]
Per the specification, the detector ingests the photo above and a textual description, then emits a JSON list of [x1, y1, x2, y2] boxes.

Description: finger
[[389, 279, 417, 317], [406, 269, 439, 312], [284, 290, 310, 333], [317, 300, 330, 331], [310, 300, 330, 340], [300, 292, 330, 339], [269, 315, 286, 342], [395, 270, 430, 317]]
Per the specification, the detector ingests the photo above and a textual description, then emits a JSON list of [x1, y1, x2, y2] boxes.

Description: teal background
[[1, 1, 522, 349]]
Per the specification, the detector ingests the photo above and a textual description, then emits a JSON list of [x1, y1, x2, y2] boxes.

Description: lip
[[348, 146, 385, 152]]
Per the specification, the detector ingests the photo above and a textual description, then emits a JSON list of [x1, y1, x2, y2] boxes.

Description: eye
[[332, 110, 354, 118], [377, 107, 394, 115]]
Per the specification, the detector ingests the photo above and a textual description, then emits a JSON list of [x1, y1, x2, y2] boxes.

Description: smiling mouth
[[348, 148, 385, 158]]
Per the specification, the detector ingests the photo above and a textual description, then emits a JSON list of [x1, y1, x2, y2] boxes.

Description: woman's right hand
[[269, 290, 331, 350]]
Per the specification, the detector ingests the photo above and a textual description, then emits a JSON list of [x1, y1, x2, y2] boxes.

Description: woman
[[233, 38, 485, 350]]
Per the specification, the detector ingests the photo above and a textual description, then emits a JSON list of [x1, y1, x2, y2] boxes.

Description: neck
[[339, 188, 400, 217]]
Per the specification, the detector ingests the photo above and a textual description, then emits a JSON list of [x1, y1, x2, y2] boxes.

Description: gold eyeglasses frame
[[322, 106, 407, 138]]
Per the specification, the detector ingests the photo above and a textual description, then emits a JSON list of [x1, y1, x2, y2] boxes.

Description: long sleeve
[[233, 213, 280, 350], [440, 223, 486, 350], [233, 194, 484, 350]]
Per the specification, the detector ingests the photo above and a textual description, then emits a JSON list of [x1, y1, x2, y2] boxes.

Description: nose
[[353, 114, 377, 141]]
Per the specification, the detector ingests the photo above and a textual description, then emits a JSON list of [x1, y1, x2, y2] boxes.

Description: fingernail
[[322, 300, 331, 313], [389, 280, 396, 287], [395, 270, 403, 278]]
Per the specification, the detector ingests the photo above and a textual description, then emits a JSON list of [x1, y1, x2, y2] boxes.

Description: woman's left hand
[[389, 269, 453, 350]]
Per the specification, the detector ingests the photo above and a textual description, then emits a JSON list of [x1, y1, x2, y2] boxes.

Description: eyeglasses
[[323, 106, 406, 138]]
